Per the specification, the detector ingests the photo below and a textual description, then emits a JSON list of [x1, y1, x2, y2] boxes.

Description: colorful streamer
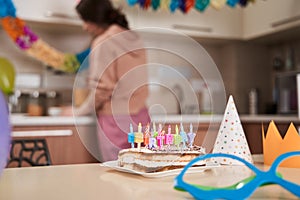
[[0, 0, 89, 73], [127, 0, 254, 12]]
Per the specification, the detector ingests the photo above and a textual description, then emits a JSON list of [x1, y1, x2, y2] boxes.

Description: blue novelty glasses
[[174, 151, 300, 200]]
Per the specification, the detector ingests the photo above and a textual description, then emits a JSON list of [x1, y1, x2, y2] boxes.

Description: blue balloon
[[0, 90, 11, 175]]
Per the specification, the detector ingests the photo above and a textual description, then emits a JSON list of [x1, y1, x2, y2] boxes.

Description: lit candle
[[152, 122, 158, 138], [149, 130, 157, 149], [174, 124, 182, 149], [144, 123, 150, 148], [157, 130, 165, 149], [134, 123, 144, 150], [187, 123, 196, 147], [180, 123, 188, 149], [127, 123, 135, 148], [165, 125, 174, 146]]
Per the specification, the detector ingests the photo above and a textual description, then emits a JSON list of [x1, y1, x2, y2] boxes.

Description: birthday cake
[[118, 147, 205, 173], [117, 123, 206, 173]]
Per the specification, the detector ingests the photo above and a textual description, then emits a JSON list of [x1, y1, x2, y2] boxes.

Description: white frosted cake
[[118, 147, 205, 173]]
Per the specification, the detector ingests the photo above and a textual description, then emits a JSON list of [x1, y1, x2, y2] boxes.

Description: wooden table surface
[[0, 163, 299, 200]]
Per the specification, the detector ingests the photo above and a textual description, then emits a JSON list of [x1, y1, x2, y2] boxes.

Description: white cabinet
[[12, 0, 300, 40], [121, 5, 243, 39], [243, 0, 300, 39], [13, 0, 81, 25]]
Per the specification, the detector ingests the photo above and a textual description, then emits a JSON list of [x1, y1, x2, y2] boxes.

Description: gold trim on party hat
[[262, 121, 300, 168]]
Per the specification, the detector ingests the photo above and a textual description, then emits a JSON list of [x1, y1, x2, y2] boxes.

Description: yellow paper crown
[[262, 121, 300, 168]]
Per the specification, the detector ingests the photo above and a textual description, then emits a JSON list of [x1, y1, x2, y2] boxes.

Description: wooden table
[[0, 163, 299, 200]]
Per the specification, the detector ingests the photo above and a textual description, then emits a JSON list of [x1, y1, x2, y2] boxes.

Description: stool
[[7, 139, 52, 167]]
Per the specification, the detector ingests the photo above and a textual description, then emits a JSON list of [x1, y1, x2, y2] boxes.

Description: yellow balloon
[[0, 57, 15, 95]]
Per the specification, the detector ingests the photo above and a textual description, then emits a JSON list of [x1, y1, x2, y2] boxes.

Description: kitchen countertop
[[151, 114, 300, 123], [10, 114, 95, 126], [10, 113, 299, 127]]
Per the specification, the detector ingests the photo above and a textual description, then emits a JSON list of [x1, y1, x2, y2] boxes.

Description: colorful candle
[[165, 125, 174, 146], [134, 123, 144, 150], [157, 130, 165, 149], [152, 122, 158, 138], [174, 124, 182, 148], [144, 123, 150, 148], [187, 123, 196, 147], [149, 134, 157, 149], [180, 123, 188, 149], [127, 123, 135, 148]]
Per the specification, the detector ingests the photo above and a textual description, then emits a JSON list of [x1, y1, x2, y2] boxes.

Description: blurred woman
[[62, 0, 150, 162]]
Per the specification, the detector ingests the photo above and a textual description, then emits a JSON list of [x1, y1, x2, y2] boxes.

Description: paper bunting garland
[[127, 0, 256, 13], [212, 95, 253, 165], [0, 0, 89, 73]]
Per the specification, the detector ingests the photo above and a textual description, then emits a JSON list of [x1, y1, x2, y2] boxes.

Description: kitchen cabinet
[[12, 125, 99, 166], [122, 5, 243, 39], [12, 0, 300, 40], [243, 0, 300, 39], [13, 0, 81, 25]]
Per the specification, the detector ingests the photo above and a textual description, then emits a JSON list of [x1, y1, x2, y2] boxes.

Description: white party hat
[[212, 95, 253, 165]]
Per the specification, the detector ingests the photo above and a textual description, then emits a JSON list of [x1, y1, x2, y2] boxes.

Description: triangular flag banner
[[212, 95, 253, 165]]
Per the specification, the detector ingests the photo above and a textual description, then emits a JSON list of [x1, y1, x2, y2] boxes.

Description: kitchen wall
[[218, 42, 271, 114], [3, 20, 298, 115]]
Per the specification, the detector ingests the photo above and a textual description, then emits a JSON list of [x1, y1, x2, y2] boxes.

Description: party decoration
[[263, 121, 300, 168], [174, 124, 182, 148], [180, 123, 188, 148], [143, 123, 150, 147], [127, 122, 204, 151], [210, 0, 226, 10], [0, 0, 90, 73], [174, 151, 300, 199], [170, 0, 180, 12], [134, 123, 144, 149], [128, 123, 135, 148], [227, 0, 239, 7], [0, 90, 11, 175], [187, 123, 196, 147], [161, 0, 171, 10], [151, 0, 161, 10], [127, 0, 255, 13], [195, 0, 210, 12], [165, 125, 174, 147], [212, 95, 253, 165], [239, 0, 248, 7], [0, 57, 15, 95]]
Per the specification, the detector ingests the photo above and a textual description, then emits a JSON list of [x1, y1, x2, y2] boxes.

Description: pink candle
[[165, 125, 174, 145], [157, 130, 165, 149], [144, 123, 150, 147]]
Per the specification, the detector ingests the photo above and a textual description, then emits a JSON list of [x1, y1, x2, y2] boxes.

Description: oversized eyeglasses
[[174, 151, 300, 199]]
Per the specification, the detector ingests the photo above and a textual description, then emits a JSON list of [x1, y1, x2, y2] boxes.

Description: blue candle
[[127, 123, 135, 148]]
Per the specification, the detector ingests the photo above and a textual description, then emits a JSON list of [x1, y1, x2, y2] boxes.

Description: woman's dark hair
[[76, 0, 129, 29]]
